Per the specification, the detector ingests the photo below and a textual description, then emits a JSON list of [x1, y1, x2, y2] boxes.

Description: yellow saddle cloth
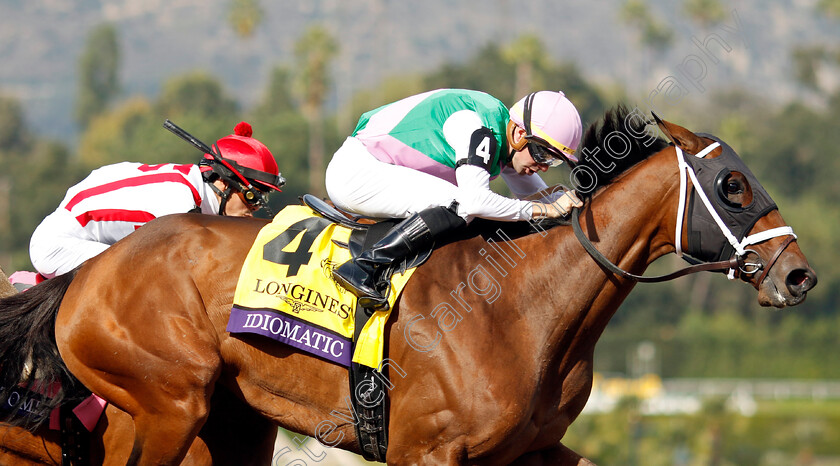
[[227, 205, 416, 369]]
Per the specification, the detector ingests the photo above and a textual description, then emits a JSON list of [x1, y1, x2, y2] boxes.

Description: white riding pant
[[326, 137, 463, 219], [29, 210, 109, 279]]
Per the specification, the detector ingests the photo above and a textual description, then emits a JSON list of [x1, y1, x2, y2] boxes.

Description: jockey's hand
[[534, 189, 583, 219], [525, 184, 570, 202]]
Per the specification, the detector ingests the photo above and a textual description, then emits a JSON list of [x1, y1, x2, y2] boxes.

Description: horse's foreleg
[[510, 443, 596, 466], [60, 343, 219, 466], [385, 443, 467, 465], [125, 392, 213, 466]]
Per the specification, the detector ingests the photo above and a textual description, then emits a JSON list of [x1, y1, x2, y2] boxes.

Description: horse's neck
[[531, 149, 681, 349], [585, 150, 681, 276]]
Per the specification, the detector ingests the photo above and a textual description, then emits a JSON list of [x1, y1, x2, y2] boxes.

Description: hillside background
[[3, 0, 839, 140], [2, 0, 840, 464]]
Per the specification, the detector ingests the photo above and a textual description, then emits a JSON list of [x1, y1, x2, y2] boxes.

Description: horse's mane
[[575, 104, 669, 197], [463, 106, 670, 239]]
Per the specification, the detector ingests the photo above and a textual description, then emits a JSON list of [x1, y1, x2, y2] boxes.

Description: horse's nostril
[[786, 268, 817, 296]]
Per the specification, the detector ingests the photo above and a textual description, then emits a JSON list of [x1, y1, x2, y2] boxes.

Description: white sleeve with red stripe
[[57, 162, 217, 244]]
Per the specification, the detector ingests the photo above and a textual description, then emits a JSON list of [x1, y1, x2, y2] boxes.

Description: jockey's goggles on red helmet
[[163, 119, 284, 215], [199, 153, 282, 210]]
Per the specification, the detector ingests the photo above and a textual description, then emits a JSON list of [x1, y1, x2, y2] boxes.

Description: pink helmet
[[205, 122, 284, 192], [509, 91, 583, 164]]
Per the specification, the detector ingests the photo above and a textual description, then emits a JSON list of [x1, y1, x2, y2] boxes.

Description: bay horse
[[0, 107, 816, 465], [0, 270, 276, 465], [0, 387, 275, 465]]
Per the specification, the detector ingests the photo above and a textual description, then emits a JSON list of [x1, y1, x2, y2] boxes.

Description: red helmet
[[204, 122, 284, 192]]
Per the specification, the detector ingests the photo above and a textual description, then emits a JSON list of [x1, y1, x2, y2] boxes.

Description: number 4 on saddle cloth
[[228, 198, 439, 461], [227, 202, 426, 370]]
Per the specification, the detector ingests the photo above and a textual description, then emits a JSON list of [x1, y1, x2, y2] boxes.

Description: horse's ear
[[651, 111, 704, 154]]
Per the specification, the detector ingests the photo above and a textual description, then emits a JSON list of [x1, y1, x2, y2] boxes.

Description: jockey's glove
[[537, 189, 583, 219]]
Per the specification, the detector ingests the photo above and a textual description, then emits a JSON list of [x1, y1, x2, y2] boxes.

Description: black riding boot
[[333, 205, 465, 309]]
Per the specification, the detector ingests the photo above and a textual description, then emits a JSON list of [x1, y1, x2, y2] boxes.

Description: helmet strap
[[206, 179, 235, 216], [505, 120, 525, 165], [522, 92, 536, 136]]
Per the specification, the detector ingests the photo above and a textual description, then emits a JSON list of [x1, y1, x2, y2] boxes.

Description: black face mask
[[680, 133, 778, 263]]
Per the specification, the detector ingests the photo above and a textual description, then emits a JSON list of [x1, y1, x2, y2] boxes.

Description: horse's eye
[[727, 180, 743, 195], [715, 170, 751, 210]]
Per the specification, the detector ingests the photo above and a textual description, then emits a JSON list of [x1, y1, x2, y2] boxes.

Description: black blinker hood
[[682, 133, 777, 262]]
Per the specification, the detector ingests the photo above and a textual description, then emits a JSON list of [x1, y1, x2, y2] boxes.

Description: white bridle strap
[[675, 142, 720, 256], [739, 226, 796, 250], [674, 151, 689, 257], [673, 143, 796, 279], [694, 142, 720, 159]]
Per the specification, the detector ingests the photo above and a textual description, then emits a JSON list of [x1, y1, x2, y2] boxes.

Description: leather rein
[[572, 208, 739, 283], [571, 208, 797, 284]]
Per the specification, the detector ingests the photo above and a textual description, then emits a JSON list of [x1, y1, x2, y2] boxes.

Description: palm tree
[[620, 0, 674, 54], [789, 0, 840, 94], [228, 0, 263, 38], [792, 45, 828, 91], [683, 0, 726, 27], [294, 26, 338, 197], [75, 24, 120, 129], [620, 0, 674, 91], [502, 34, 548, 102]]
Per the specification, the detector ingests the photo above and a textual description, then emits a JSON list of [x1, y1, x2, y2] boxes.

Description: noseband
[[572, 139, 798, 283]]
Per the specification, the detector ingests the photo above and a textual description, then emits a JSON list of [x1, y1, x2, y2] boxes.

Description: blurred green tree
[[294, 25, 338, 197], [424, 44, 514, 101], [156, 71, 239, 120], [0, 95, 32, 154], [683, 0, 727, 26], [75, 24, 120, 129], [817, 0, 840, 18], [502, 34, 549, 102], [792, 45, 829, 91], [423, 42, 607, 126], [228, 0, 263, 37], [78, 97, 157, 168], [77, 72, 242, 173], [248, 65, 310, 210], [253, 66, 297, 117], [7, 140, 82, 271], [0, 95, 35, 269], [620, 0, 674, 53]]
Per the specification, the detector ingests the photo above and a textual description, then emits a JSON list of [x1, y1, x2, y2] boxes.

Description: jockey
[[29, 121, 284, 279], [326, 89, 584, 308]]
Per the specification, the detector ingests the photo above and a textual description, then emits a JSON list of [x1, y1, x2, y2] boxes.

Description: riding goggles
[[526, 136, 567, 167], [237, 182, 271, 209]]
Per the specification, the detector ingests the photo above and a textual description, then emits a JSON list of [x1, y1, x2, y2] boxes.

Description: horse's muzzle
[[786, 267, 817, 299], [758, 263, 817, 308]]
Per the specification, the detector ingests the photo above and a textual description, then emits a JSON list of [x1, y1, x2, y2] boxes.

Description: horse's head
[[653, 113, 817, 308]]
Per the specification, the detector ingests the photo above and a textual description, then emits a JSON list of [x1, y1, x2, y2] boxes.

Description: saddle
[[301, 194, 434, 274], [301, 194, 433, 462]]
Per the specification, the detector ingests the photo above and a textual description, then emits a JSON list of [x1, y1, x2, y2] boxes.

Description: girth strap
[[349, 304, 389, 462], [60, 401, 92, 466]]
